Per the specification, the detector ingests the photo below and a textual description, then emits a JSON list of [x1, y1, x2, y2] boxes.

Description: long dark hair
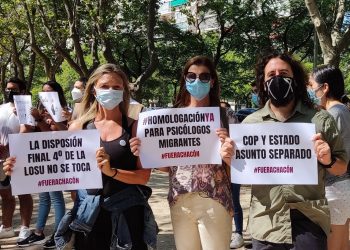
[[174, 56, 220, 107], [255, 51, 313, 108], [312, 65, 345, 101], [42, 80, 68, 108]]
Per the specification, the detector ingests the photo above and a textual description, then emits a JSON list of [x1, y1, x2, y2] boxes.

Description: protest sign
[[38, 92, 66, 122], [9, 130, 102, 195], [230, 123, 317, 184], [13, 95, 35, 126], [137, 107, 221, 168]]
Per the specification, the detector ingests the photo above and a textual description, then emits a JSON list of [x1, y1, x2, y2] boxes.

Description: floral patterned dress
[[168, 164, 233, 216]]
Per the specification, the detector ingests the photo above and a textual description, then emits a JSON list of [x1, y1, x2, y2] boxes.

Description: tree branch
[[133, 0, 159, 89]]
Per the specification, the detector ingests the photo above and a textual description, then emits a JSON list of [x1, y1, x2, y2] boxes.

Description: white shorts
[[325, 179, 350, 225]]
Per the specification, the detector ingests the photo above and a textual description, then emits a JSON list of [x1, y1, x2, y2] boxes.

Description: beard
[[269, 92, 295, 107]]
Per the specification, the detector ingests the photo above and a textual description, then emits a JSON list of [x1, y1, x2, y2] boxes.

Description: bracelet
[[111, 169, 118, 178], [319, 156, 337, 169]]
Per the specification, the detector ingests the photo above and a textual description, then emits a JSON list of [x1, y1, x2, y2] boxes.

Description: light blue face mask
[[95, 88, 123, 110], [185, 79, 210, 101], [307, 85, 324, 106], [251, 93, 259, 107]]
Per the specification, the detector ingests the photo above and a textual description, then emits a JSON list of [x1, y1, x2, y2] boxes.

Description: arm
[[50, 121, 68, 131], [313, 133, 347, 175], [216, 128, 234, 177], [31, 108, 51, 132], [97, 121, 151, 185], [20, 124, 35, 133], [68, 120, 83, 131]]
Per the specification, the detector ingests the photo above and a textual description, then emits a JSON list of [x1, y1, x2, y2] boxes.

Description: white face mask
[[71, 88, 83, 102], [95, 88, 124, 110]]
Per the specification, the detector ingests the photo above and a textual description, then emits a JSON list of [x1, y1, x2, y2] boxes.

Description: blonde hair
[[78, 64, 131, 125]]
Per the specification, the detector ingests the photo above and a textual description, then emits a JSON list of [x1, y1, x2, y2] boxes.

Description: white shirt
[[0, 103, 20, 145]]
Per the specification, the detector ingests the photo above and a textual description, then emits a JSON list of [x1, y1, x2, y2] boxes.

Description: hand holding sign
[[129, 137, 141, 156], [220, 137, 234, 166], [38, 92, 66, 122], [137, 107, 222, 168], [312, 133, 332, 165], [230, 123, 318, 185], [8, 130, 102, 195], [2, 156, 15, 176], [96, 147, 114, 177], [13, 95, 35, 126]]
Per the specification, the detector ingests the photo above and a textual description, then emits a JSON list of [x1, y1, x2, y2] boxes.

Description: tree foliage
[[0, 0, 349, 106]]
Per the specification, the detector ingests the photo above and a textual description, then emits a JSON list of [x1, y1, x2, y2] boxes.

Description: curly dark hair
[[255, 51, 313, 108]]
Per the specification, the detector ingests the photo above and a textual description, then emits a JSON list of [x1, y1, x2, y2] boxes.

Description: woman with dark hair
[[132, 56, 234, 249], [13, 80, 68, 248], [309, 65, 350, 250], [32, 80, 69, 132]]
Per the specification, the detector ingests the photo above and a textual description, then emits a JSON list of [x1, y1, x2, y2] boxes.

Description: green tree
[[305, 0, 350, 66]]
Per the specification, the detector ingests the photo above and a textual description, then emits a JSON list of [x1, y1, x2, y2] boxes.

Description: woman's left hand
[[220, 137, 234, 165], [62, 108, 72, 121], [129, 137, 141, 156], [216, 128, 229, 143], [96, 147, 114, 176]]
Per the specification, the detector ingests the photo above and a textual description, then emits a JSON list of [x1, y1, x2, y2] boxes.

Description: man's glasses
[[185, 72, 211, 83]]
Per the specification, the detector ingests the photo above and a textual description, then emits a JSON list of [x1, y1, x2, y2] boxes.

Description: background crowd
[[0, 51, 349, 250]]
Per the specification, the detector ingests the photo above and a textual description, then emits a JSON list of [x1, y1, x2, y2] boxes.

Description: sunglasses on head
[[185, 72, 211, 83]]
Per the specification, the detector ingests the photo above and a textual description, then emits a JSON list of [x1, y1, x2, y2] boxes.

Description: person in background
[[309, 65, 350, 250], [131, 56, 234, 250], [220, 101, 243, 248], [251, 83, 260, 108], [16, 80, 67, 248], [220, 101, 238, 124], [66, 77, 88, 202], [244, 51, 347, 250], [70, 77, 87, 121], [0, 78, 33, 242], [341, 94, 350, 110]]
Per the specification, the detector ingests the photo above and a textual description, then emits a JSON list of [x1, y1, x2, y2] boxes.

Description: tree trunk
[[305, 0, 350, 67], [27, 51, 36, 92], [63, 0, 89, 77], [10, 36, 25, 80], [133, 0, 159, 89]]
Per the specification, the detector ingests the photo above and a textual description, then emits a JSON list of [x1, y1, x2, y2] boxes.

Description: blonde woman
[[0, 64, 156, 250]]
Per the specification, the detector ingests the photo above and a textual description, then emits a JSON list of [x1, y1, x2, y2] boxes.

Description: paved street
[[0, 170, 252, 249]]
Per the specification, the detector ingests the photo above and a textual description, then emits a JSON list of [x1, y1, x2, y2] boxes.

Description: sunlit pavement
[[0, 170, 252, 249]]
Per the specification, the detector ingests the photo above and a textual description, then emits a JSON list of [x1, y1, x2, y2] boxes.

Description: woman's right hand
[[30, 107, 41, 121], [3, 157, 16, 176], [129, 137, 141, 156]]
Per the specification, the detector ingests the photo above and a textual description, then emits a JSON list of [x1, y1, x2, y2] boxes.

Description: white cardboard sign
[[137, 107, 221, 168], [13, 95, 35, 126], [230, 123, 317, 184], [38, 92, 66, 122], [9, 130, 102, 195]]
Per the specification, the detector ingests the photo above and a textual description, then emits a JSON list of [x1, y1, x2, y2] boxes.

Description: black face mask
[[5, 90, 20, 103], [264, 76, 295, 107]]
